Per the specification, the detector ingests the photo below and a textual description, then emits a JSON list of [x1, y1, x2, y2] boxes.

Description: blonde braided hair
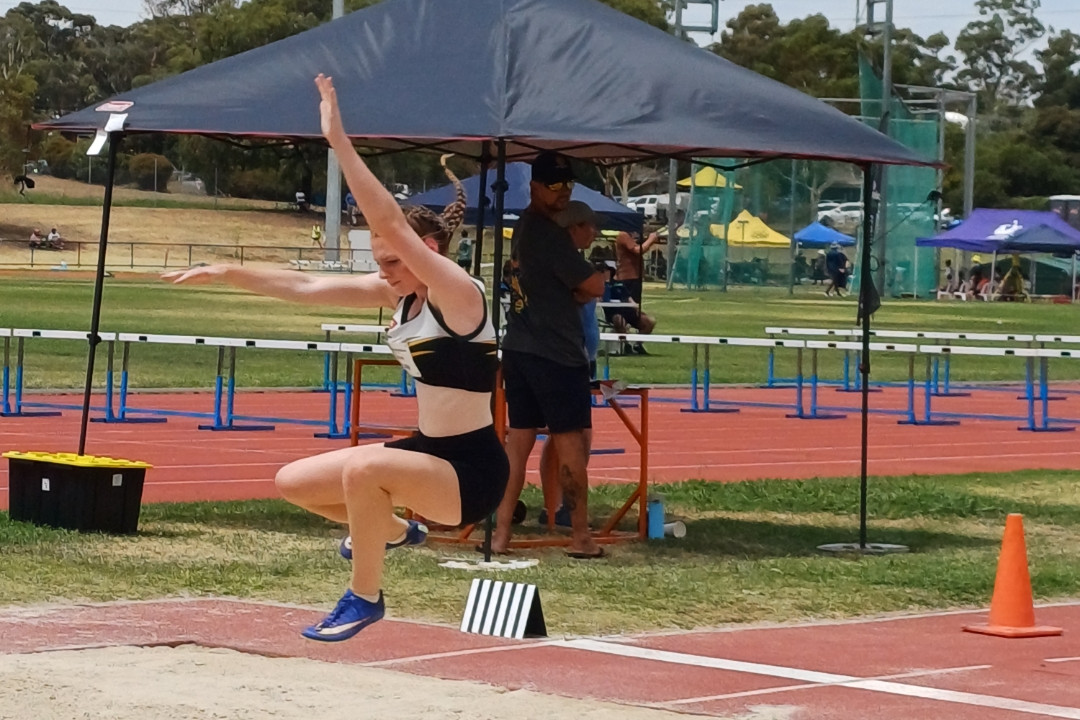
[[399, 155, 468, 257]]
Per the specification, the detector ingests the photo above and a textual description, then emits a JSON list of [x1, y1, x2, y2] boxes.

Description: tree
[[1035, 28, 1080, 108], [128, 152, 173, 191], [0, 13, 39, 176], [712, 7, 860, 99], [954, 0, 1045, 112]]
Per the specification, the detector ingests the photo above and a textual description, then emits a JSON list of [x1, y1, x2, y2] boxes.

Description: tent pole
[[1072, 252, 1077, 303], [480, 140, 507, 563], [78, 132, 122, 456], [472, 144, 492, 277], [788, 158, 797, 296], [490, 142, 507, 337], [857, 163, 874, 550], [991, 250, 997, 297]]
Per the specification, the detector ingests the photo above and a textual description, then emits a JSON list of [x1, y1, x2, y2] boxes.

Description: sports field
[[3, 202, 1080, 720]]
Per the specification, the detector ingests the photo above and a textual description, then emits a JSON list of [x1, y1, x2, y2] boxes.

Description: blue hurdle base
[[932, 391, 972, 398], [834, 388, 883, 394], [0, 410, 62, 417], [897, 419, 960, 426], [590, 448, 625, 455], [1016, 394, 1066, 401], [680, 407, 740, 414], [786, 412, 846, 420], [314, 431, 352, 439], [1018, 425, 1075, 433], [91, 417, 168, 424], [198, 423, 276, 432], [352, 432, 393, 440]]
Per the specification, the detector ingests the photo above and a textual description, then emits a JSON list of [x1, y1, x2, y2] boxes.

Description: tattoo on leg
[[560, 463, 579, 512]]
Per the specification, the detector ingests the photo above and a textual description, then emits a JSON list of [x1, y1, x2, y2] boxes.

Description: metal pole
[[480, 140, 508, 563], [873, 0, 893, 293], [323, 0, 345, 263], [473, 145, 492, 277], [78, 133, 122, 456], [665, 0, 684, 288], [858, 163, 875, 549], [490, 142, 507, 335], [789, 158, 797, 295], [963, 94, 977, 218]]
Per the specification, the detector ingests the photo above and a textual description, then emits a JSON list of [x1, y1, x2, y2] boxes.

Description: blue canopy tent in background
[[917, 209, 1080, 297], [916, 209, 1080, 252], [793, 222, 856, 249], [407, 163, 643, 234]]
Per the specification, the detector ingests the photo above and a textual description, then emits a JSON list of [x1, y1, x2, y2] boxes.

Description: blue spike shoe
[[301, 589, 385, 642], [339, 520, 428, 561], [538, 506, 573, 528]]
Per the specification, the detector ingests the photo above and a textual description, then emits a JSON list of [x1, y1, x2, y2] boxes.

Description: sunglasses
[[544, 180, 575, 192]]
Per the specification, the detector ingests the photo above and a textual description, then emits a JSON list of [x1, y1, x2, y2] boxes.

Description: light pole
[[323, 0, 345, 263], [666, 0, 720, 289]]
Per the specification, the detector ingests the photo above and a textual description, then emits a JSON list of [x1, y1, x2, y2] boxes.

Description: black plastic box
[[4, 452, 151, 534]]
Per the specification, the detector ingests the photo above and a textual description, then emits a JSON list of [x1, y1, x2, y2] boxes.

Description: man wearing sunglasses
[[494, 151, 606, 558]]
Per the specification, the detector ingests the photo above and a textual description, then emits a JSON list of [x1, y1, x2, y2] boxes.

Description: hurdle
[[113, 333, 386, 437], [919, 344, 1078, 432], [322, 323, 415, 397], [765, 326, 1043, 398], [2, 329, 118, 418]]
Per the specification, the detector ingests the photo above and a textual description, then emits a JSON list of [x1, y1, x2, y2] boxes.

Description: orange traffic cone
[[963, 513, 1063, 638]]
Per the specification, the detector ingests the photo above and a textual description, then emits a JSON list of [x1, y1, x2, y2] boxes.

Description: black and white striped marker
[[460, 578, 547, 639]]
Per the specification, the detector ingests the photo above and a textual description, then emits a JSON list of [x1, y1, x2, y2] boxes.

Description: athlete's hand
[[315, 73, 348, 146], [161, 264, 228, 285]]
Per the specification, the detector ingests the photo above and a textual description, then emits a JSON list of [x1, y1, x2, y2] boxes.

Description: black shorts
[[385, 425, 508, 525], [502, 349, 592, 433]]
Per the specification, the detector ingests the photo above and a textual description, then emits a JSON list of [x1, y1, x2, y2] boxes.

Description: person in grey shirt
[[492, 151, 605, 558]]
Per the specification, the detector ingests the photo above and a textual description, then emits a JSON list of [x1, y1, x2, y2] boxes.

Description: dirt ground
[[0, 176, 332, 266], [0, 645, 700, 720]]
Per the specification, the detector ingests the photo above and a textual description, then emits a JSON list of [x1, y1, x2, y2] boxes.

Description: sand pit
[[0, 644, 698, 720]]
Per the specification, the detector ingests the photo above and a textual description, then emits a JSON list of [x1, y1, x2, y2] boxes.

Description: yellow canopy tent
[[712, 210, 790, 247], [677, 167, 743, 189]]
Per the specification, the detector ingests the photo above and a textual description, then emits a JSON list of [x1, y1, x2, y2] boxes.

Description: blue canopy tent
[[917, 209, 1080, 298], [407, 163, 643, 234], [793, 222, 856, 249], [915, 209, 1080, 252]]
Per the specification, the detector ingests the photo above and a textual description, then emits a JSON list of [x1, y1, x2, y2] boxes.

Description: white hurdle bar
[[321, 323, 413, 396], [765, 326, 1039, 396]]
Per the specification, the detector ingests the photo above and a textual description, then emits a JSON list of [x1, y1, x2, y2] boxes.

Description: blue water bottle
[[647, 495, 665, 539]]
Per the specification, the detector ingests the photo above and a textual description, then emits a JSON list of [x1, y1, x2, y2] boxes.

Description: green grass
[[2, 275, 1079, 389], [0, 188, 278, 212], [2, 470, 1078, 633]]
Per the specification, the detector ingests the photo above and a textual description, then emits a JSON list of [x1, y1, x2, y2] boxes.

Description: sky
[[1, 0, 1078, 47]]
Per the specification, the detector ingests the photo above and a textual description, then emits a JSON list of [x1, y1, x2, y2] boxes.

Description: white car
[[634, 195, 660, 219], [818, 202, 863, 230]]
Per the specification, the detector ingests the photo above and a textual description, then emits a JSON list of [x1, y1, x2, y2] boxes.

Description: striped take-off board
[[460, 578, 547, 639]]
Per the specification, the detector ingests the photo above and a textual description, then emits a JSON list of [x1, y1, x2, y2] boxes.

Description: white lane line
[[561, 639, 1080, 719], [1046, 657, 1080, 664], [363, 640, 559, 668], [581, 450, 1080, 472], [657, 664, 991, 706]]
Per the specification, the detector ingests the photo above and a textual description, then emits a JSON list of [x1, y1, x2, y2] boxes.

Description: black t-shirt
[[502, 207, 594, 366]]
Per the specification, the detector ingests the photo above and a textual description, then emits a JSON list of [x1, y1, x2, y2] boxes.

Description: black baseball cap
[[531, 151, 575, 184]]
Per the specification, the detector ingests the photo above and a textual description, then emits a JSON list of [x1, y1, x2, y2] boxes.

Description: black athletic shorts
[[501, 349, 592, 433], [385, 425, 509, 525]]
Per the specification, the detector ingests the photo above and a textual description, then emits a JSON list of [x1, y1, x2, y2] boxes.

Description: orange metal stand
[[346, 360, 651, 547]]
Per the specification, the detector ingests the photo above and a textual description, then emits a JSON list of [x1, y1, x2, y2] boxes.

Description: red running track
[[2, 599, 1078, 719], [3, 385, 1080, 508]]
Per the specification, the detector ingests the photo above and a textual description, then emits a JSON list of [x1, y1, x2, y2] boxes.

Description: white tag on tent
[[87, 114, 129, 156], [87, 130, 107, 156]]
